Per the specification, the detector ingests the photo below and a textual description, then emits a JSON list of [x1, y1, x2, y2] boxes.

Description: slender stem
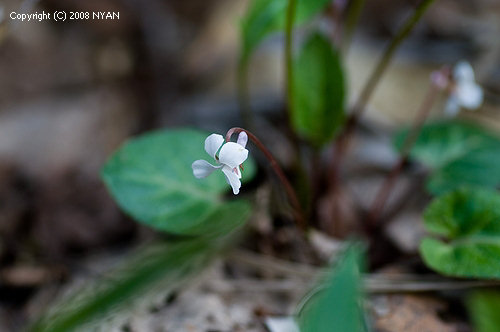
[[331, 0, 437, 182], [352, 0, 436, 121], [237, 59, 254, 130], [342, 0, 366, 54], [226, 127, 306, 230], [367, 82, 440, 228], [285, 0, 297, 123]]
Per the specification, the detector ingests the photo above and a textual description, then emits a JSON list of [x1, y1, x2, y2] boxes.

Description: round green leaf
[[420, 188, 500, 279], [420, 237, 500, 279], [427, 147, 500, 194], [101, 129, 255, 236], [394, 121, 500, 169]]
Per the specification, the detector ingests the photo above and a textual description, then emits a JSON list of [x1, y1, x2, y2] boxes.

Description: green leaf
[[240, 0, 332, 64], [29, 238, 222, 332], [394, 121, 500, 169], [102, 129, 255, 236], [467, 291, 500, 332], [427, 147, 500, 194], [298, 245, 366, 332], [291, 32, 345, 147], [420, 188, 500, 279]]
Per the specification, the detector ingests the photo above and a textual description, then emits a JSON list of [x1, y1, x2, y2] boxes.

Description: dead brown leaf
[[371, 294, 456, 332]]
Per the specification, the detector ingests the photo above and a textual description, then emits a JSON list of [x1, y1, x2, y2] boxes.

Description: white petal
[[204, 134, 224, 159], [192, 160, 221, 178], [222, 165, 241, 195], [237, 131, 248, 148], [219, 142, 248, 169], [454, 61, 475, 83], [456, 82, 483, 110], [234, 166, 242, 179], [444, 96, 460, 117]]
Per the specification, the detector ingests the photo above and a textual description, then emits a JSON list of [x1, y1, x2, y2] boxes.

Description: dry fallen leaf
[[371, 294, 456, 332]]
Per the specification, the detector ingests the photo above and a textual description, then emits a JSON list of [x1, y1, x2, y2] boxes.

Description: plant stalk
[[331, 0, 437, 183], [237, 59, 254, 129], [366, 80, 441, 227], [226, 127, 306, 230]]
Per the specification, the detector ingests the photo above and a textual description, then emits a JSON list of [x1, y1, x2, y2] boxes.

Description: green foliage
[[394, 121, 500, 194], [102, 129, 255, 236], [420, 188, 500, 279], [394, 121, 500, 169], [428, 148, 500, 194], [467, 291, 500, 332], [298, 245, 366, 332], [30, 129, 255, 331], [29, 239, 223, 332], [292, 32, 345, 147], [240, 0, 332, 64]]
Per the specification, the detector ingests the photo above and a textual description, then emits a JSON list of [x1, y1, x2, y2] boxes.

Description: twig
[[366, 277, 500, 293], [228, 250, 500, 293], [210, 276, 500, 294], [226, 251, 500, 293], [229, 249, 319, 279]]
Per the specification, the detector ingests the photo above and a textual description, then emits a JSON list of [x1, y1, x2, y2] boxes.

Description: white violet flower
[[192, 132, 249, 195], [445, 61, 483, 116]]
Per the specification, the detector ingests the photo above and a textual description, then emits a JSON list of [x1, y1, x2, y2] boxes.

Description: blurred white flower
[[192, 132, 249, 195], [445, 61, 483, 116]]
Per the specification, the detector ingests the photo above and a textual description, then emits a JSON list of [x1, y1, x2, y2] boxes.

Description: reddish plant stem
[[329, 0, 437, 190], [226, 127, 306, 231], [366, 83, 440, 228]]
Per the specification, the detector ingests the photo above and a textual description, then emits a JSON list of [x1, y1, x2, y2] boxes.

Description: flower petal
[[192, 160, 221, 178], [219, 142, 249, 169], [222, 165, 241, 195], [237, 131, 248, 148], [234, 166, 242, 179], [204, 134, 224, 159], [454, 61, 475, 83], [444, 96, 460, 117], [456, 82, 483, 110]]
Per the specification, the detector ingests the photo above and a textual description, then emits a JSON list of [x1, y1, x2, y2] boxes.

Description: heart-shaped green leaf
[[292, 32, 345, 147], [298, 245, 366, 332], [420, 188, 500, 279], [394, 121, 500, 169], [427, 147, 500, 194], [240, 0, 332, 64], [102, 129, 255, 236]]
